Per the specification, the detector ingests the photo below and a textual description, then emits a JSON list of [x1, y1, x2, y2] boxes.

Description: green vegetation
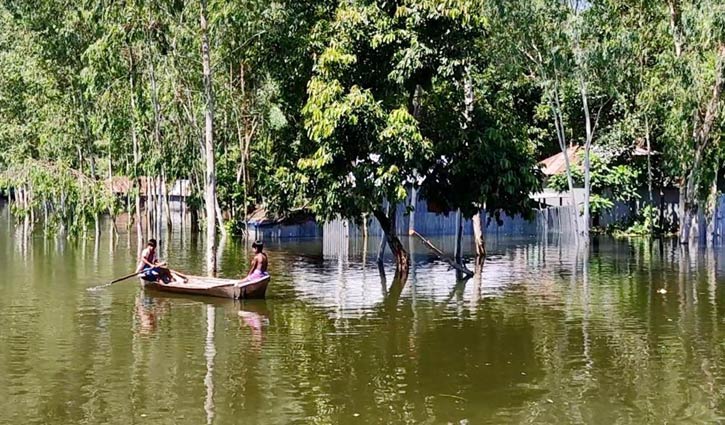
[[548, 152, 640, 221], [1, 0, 725, 270]]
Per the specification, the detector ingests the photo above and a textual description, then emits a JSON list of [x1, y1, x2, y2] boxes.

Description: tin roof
[[539, 146, 582, 176]]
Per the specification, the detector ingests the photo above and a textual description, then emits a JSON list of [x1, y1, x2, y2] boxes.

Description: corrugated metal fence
[[333, 199, 579, 241]]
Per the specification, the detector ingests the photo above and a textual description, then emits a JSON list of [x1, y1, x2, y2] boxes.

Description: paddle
[[169, 268, 189, 282], [109, 270, 142, 285]]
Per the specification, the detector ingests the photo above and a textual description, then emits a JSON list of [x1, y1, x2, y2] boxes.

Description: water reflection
[[134, 295, 169, 335], [204, 304, 216, 425], [237, 302, 269, 353], [1, 207, 725, 424]]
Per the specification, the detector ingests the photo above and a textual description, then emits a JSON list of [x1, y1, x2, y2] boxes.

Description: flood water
[[1, 206, 724, 424]]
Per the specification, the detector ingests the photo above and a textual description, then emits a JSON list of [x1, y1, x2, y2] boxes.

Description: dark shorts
[[141, 267, 162, 282]]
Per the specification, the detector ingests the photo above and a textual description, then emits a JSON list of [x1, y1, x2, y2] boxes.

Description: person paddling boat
[[136, 239, 176, 284]]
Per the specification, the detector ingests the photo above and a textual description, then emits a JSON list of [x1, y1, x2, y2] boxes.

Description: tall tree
[[663, 0, 725, 243], [200, 0, 217, 274]]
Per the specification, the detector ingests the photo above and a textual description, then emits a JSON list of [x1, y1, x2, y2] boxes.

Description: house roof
[[104, 176, 139, 194], [632, 138, 659, 156], [539, 146, 582, 176], [539, 142, 658, 177]]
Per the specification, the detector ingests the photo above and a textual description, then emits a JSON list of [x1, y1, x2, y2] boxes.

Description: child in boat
[[241, 240, 268, 283], [137, 239, 174, 284]]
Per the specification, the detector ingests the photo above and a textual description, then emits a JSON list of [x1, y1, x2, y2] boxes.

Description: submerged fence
[[255, 189, 725, 243], [333, 198, 579, 241], [323, 201, 580, 259]]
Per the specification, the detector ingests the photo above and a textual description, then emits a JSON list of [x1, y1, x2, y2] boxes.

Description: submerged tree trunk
[[201, 0, 217, 275], [454, 209, 463, 264], [373, 207, 409, 273], [407, 188, 418, 264], [472, 210, 486, 260], [157, 176, 164, 237], [215, 195, 227, 238], [706, 162, 718, 246], [408, 187, 417, 236], [162, 172, 172, 231], [376, 200, 389, 264], [579, 76, 593, 243]]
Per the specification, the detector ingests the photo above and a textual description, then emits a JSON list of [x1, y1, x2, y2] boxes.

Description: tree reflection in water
[[2, 221, 725, 424]]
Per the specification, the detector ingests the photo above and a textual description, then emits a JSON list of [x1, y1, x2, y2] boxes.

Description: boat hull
[[141, 274, 270, 300]]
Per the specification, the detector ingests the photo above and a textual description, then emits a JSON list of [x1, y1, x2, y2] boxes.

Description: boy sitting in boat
[[137, 239, 174, 284], [238, 240, 269, 285]]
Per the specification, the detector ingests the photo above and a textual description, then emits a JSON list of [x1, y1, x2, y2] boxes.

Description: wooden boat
[[141, 273, 270, 300]]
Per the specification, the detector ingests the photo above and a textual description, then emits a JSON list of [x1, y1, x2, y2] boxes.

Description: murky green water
[[1, 206, 724, 424]]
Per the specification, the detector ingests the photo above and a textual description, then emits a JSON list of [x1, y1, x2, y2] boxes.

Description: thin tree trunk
[[706, 161, 718, 246], [129, 63, 144, 253], [108, 144, 118, 235], [27, 185, 34, 226], [644, 116, 655, 236], [146, 176, 153, 239], [454, 209, 463, 264], [215, 195, 227, 238], [43, 199, 48, 233], [376, 200, 388, 264], [645, 117, 654, 206], [237, 62, 249, 227], [408, 187, 417, 235], [407, 187, 418, 263], [579, 76, 593, 242], [151, 176, 157, 238], [162, 172, 172, 231], [148, 48, 163, 241], [157, 175, 163, 237], [201, 0, 217, 275], [668, 0, 684, 58]]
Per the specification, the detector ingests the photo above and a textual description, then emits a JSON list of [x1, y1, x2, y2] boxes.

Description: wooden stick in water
[[409, 229, 474, 277]]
